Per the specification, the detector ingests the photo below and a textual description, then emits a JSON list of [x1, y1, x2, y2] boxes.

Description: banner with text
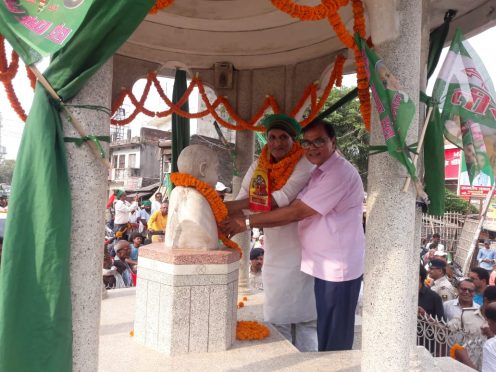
[[0, 0, 93, 63]]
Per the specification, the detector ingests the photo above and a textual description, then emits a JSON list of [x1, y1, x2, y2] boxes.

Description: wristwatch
[[245, 216, 251, 231]]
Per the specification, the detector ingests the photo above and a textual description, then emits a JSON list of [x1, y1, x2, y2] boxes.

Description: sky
[[1, 26, 496, 160]]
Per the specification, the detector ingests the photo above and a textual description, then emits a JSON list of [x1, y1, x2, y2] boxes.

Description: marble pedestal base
[[134, 244, 240, 356]]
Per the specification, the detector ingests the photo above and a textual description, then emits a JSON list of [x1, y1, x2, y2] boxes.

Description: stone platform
[[99, 288, 474, 372], [134, 244, 240, 355]]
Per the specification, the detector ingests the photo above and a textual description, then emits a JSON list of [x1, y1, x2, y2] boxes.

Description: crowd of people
[[103, 191, 169, 289], [418, 235, 496, 371]]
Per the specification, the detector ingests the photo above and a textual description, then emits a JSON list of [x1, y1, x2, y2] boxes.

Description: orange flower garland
[[170, 172, 243, 257], [258, 143, 304, 191], [149, 0, 174, 15], [0, 35, 28, 122], [236, 321, 270, 341], [110, 54, 343, 131], [270, 0, 371, 130], [450, 343, 464, 359]]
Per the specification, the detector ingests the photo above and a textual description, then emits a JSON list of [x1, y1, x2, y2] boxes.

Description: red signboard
[[445, 148, 461, 180], [459, 185, 492, 199]]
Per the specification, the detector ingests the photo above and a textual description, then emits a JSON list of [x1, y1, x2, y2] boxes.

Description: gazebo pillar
[[232, 70, 255, 288], [361, 0, 423, 370], [63, 61, 112, 371]]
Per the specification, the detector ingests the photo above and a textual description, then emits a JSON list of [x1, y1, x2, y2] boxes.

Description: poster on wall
[[483, 195, 496, 231]]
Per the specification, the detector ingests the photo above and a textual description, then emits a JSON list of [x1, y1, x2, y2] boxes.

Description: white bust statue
[[165, 145, 220, 250]]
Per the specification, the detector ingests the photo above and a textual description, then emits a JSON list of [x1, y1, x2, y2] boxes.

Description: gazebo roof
[[117, 0, 495, 70]]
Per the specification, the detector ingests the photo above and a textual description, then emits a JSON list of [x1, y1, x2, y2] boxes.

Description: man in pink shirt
[[222, 119, 365, 351]]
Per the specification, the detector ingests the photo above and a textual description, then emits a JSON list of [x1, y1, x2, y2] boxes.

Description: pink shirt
[[297, 153, 365, 282]]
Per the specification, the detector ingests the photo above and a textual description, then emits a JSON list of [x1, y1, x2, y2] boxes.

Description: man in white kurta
[[232, 114, 317, 351]]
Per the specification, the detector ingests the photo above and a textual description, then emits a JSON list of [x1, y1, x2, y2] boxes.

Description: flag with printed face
[[356, 35, 418, 180], [433, 29, 496, 188]]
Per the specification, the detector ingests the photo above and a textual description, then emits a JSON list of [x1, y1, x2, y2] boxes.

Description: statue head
[[177, 145, 219, 187]]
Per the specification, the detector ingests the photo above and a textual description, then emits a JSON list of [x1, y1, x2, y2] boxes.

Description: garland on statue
[[449, 343, 465, 359], [169, 172, 243, 257], [258, 143, 304, 191]]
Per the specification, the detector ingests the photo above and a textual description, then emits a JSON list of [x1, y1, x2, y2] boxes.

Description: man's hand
[[220, 215, 246, 237]]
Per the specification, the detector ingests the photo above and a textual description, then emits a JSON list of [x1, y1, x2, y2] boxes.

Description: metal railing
[[417, 312, 485, 368]]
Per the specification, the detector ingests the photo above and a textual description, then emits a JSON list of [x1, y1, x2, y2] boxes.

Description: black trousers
[[314, 275, 362, 351]]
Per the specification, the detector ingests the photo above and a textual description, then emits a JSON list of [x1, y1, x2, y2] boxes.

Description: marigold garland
[[149, 0, 174, 15], [110, 55, 344, 132], [0, 35, 29, 121], [236, 321, 270, 341], [170, 172, 243, 257], [238, 301, 245, 308], [258, 143, 304, 191], [450, 343, 464, 359], [271, 0, 371, 130]]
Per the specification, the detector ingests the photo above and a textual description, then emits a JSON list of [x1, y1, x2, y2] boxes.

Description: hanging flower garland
[[270, 0, 371, 130], [0, 36, 28, 121], [169, 172, 243, 257], [258, 143, 304, 191], [111, 54, 344, 132], [236, 321, 270, 341]]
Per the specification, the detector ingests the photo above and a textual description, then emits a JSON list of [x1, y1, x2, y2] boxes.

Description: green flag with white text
[[0, 0, 94, 65], [0, 1, 154, 371], [356, 35, 418, 180], [434, 29, 496, 189]]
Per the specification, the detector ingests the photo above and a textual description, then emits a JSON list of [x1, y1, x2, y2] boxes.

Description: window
[[128, 153, 136, 168], [112, 155, 118, 168], [118, 155, 125, 169]]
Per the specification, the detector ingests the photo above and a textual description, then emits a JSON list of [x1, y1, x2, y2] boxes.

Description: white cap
[[215, 182, 228, 192], [434, 251, 447, 257]]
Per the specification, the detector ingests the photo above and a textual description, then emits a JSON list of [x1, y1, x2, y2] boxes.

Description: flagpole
[[29, 65, 111, 170], [402, 106, 434, 193]]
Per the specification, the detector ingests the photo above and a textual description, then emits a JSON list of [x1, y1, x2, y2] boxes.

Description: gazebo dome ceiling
[[117, 0, 494, 70]]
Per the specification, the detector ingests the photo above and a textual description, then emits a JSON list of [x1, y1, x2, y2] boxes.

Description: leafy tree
[[0, 160, 16, 185], [316, 87, 369, 187], [444, 188, 478, 214]]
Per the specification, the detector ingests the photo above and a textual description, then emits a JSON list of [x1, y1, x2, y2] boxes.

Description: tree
[[444, 188, 478, 214], [0, 160, 16, 185], [316, 87, 369, 187]]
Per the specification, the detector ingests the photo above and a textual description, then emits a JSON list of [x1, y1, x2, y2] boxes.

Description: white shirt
[[426, 242, 445, 252], [238, 156, 317, 324], [483, 337, 496, 372], [151, 200, 161, 215], [114, 199, 137, 225], [444, 299, 485, 336]]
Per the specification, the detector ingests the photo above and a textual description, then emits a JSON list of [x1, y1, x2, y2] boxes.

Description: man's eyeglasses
[[459, 287, 475, 293], [300, 137, 328, 149]]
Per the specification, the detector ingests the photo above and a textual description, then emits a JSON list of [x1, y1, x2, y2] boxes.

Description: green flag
[[171, 69, 190, 173], [356, 35, 418, 180], [0, 0, 94, 65], [0, 1, 154, 371], [433, 29, 496, 190]]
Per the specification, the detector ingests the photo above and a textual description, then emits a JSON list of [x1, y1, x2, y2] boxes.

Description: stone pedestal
[[134, 244, 240, 355]]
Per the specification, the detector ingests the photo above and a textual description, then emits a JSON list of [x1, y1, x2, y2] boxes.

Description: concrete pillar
[[63, 61, 112, 371], [233, 70, 255, 288], [361, 0, 422, 370]]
